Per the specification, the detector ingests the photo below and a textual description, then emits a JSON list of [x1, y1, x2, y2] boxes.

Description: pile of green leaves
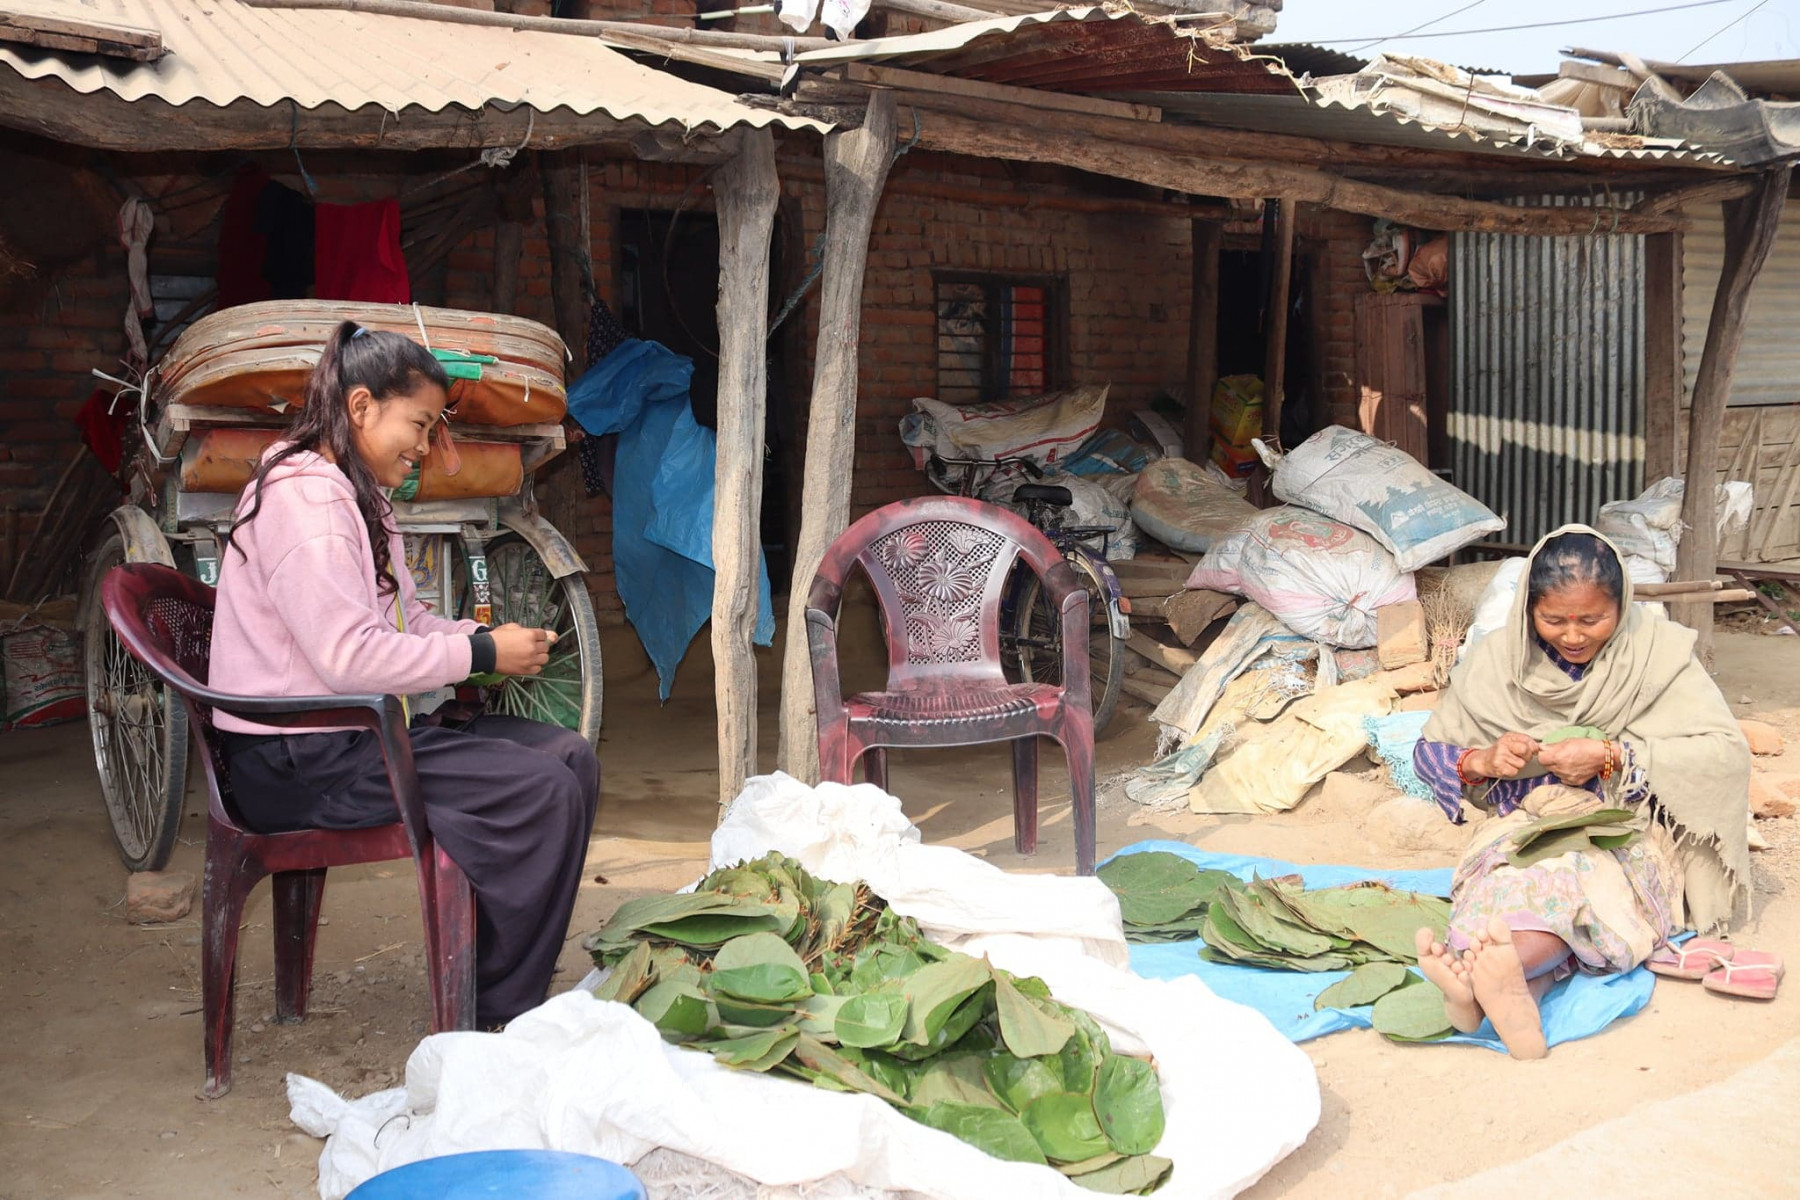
[[1099, 851, 1452, 972], [1314, 963, 1454, 1042], [584, 853, 1172, 1195]]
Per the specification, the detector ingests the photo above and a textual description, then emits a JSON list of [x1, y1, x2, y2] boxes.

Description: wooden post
[[711, 129, 781, 815], [1672, 166, 1791, 658], [777, 93, 899, 783], [491, 164, 535, 314], [1642, 231, 1682, 480], [1185, 219, 1222, 462], [537, 149, 591, 360], [1261, 197, 1297, 445]]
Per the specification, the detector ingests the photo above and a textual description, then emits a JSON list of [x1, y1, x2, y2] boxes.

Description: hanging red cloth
[[314, 198, 410, 304], [216, 165, 272, 309], [73, 386, 133, 474]]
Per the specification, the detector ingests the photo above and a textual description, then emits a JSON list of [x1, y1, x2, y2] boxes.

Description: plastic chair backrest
[[811, 496, 1067, 688]]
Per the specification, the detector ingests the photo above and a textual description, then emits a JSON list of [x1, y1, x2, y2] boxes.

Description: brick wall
[[0, 134, 1371, 621]]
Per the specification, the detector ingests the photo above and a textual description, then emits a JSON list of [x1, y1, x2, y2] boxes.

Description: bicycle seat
[[1014, 483, 1073, 508]]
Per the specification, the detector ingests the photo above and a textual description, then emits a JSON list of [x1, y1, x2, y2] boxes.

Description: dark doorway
[[1215, 245, 1320, 449], [616, 208, 791, 589]]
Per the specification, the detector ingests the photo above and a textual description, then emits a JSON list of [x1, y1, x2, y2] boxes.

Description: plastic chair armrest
[[804, 607, 849, 727]]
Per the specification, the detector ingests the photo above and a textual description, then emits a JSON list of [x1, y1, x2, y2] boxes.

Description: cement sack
[[1186, 507, 1417, 648], [1191, 674, 1399, 815], [911, 384, 1107, 472], [1269, 426, 1504, 571], [1130, 456, 1260, 553], [1595, 477, 1755, 575], [294, 774, 1320, 1200]]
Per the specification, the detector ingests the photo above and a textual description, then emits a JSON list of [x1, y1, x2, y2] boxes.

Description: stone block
[[1739, 719, 1784, 756], [1377, 600, 1428, 669], [125, 870, 195, 925]]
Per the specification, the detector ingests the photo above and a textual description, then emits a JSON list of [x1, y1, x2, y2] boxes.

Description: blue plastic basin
[[346, 1150, 646, 1199]]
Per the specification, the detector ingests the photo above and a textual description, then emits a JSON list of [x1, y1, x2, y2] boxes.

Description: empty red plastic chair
[[805, 496, 1097, 874], [100, 562, 475, 1098]]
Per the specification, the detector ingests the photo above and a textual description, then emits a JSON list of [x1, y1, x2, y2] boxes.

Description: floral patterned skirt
[[1447, 793, 1684, 976]]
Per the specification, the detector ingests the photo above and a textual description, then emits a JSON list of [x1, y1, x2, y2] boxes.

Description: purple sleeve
[[1413, 739, 1470, 823]]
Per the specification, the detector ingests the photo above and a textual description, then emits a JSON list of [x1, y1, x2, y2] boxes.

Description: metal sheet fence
[[1449, 199, 1646, 545]]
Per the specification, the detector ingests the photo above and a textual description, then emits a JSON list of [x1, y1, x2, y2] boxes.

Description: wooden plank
[[1187, 219, 1222, 461], [710, 129, 781, 817], [1262, 197, 1297, 443], [1643, 232, 1682, 480], [1127, 630, 1198, 675], [0, 6, 163, 60], [778, 93, 898, 783], [1354, 293, 1431, 465], [1674, 166, 1793, 658], [1164, 589, 1236, 645], [1556, 61, 1638, 89], [845, 63, 1161, 124], [1720, 409, 1762, 562], [1755, 434, 1800, 562], [1118, 675, 1176, 706]]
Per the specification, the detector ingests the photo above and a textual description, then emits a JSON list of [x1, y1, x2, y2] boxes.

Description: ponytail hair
[[231, 321, 450, 595]]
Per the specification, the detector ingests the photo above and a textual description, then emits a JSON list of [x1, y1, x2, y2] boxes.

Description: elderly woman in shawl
[[1411, 527, 1751, 1059]]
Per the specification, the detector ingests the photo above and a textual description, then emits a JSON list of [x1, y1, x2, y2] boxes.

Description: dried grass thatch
[[1415, 560, 1505, 684]]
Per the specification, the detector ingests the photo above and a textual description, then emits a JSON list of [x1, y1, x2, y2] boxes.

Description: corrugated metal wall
[[1450, 200, 1646, 544], [1681, 205, 1800, 407]]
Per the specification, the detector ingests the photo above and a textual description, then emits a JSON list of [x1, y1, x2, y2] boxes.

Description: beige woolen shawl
[[1425, 525, 1751, 932]]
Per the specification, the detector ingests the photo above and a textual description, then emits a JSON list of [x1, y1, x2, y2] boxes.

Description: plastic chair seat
[[846, 681, 1060, 728]]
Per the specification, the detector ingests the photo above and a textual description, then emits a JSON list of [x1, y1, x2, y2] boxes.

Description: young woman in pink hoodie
[[210, 321, 599, 1029]]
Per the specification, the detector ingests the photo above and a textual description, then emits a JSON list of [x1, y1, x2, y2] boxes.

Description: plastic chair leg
[[862, 747, 889, 792], [200, 826, 263, 1100], [272, 868, 326, 1024], [816, 720, 854, 785], [1011, 736, 1040, 856], [1063, 726, 1097, 876], [426, 847, 477, 1032]]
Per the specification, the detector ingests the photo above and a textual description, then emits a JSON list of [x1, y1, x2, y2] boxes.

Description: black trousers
[[225, 714, 600, 1027]]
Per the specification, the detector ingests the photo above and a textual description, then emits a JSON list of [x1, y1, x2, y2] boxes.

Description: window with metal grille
[[935, 274, 1065, 403]]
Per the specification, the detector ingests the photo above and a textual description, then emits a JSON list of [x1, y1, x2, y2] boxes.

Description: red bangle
[[1601, 740, 1616, 781], [1456, 748, 1481, 788]]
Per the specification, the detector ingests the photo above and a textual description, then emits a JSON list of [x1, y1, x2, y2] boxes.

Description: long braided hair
[[231, 321, 449, 595]]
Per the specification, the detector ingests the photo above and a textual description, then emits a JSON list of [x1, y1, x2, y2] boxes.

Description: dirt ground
[[3, 620, 1797, 1200]]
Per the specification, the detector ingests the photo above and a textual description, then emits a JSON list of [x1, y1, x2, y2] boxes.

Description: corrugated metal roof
[[0, 0, 821, 132], [795, 8, 1302, 96]]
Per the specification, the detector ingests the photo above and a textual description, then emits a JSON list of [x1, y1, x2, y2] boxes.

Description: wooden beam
[[843, 63, 1161, 123], [900, 109, 1692, 236], [1635, 176, 1756, 218], [1672, 165, 1792, 659], [0, 9, 163, 60], [711, 129, 782, 816], [1642, 232, 1682, 480], [868, 0, 1001, 23], [1556, 61, 1638, 90], [778, 92, 899, 784], [244, 0, 833, 50], [537, 150, 591, 367], [1262, 197, 1296, 443], [1186, 219, 1222, 461]]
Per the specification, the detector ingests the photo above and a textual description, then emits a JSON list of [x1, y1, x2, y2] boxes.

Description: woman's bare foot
[[1415, 926, 1483, 1033], [1468, 916, 1548, 1060]]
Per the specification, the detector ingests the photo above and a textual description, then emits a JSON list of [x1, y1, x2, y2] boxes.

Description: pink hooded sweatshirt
[[210, 445, 481, 734]]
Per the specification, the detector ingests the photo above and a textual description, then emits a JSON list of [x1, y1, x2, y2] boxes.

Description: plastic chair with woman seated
[[804, 495, 1098, 874], [100, 561, 475, 1099]]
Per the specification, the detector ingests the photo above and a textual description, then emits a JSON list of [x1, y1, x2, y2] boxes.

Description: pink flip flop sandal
[[1647, 938, 1735, 980], [1702, 951, 1786, 1000]]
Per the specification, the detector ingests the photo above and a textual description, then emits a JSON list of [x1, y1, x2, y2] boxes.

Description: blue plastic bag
[[566, 339, 774, 699]]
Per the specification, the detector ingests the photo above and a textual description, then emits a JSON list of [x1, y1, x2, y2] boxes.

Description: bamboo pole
[[778, 93, 900, 784], [1672, 165, 1792, 660], [244, 0, 833, 50], [1261, 197, 1297, 445], [711, 129, 781, 817]]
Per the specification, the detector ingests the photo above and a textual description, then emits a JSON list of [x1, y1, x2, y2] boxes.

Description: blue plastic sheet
[[566, 339, 774, 700], [1106, 840, 1656, 1052]]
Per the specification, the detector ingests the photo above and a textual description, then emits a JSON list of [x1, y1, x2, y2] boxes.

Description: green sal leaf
[[1371, 977, 1454, 1042], [889, 985, 992, 1061], [984, 1051, 1067, 1115], [1542, 724, 1607, 744], [712, 995, 800, 1029], [1020, 1091, 1112, 1164], [995, 972, 1075, 1059], [592, 941, 655, 1005], [1313, 962, 1412, 1012], [897, 955, 994, 1047], [911, 1102, 1047, 1166], [635, 980, 711, 1038], [1072, 1153, 1175, 1195], [907, 1054, 1004, 1110], [835, 991, 910, 1049], [788, 1034, 908, 1106], [1097, 851, 1211, 926], [1092, 1056, 1165, 1156], [707, 1026, 800, 1072], [797, 993, 848, 1040], [1057, 1007, 1110, 1096], [708, 931, 813, 1004]]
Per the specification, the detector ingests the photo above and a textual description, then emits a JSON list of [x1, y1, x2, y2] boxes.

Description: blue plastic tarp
[[566, 339, 774, 700], [1106, 840, 1656, 1052]]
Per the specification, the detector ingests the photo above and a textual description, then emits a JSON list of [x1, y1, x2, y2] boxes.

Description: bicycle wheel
[[84, 530, 189, 871], [472, 534, 603, 744], [1007, 552, 1125, 736]]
